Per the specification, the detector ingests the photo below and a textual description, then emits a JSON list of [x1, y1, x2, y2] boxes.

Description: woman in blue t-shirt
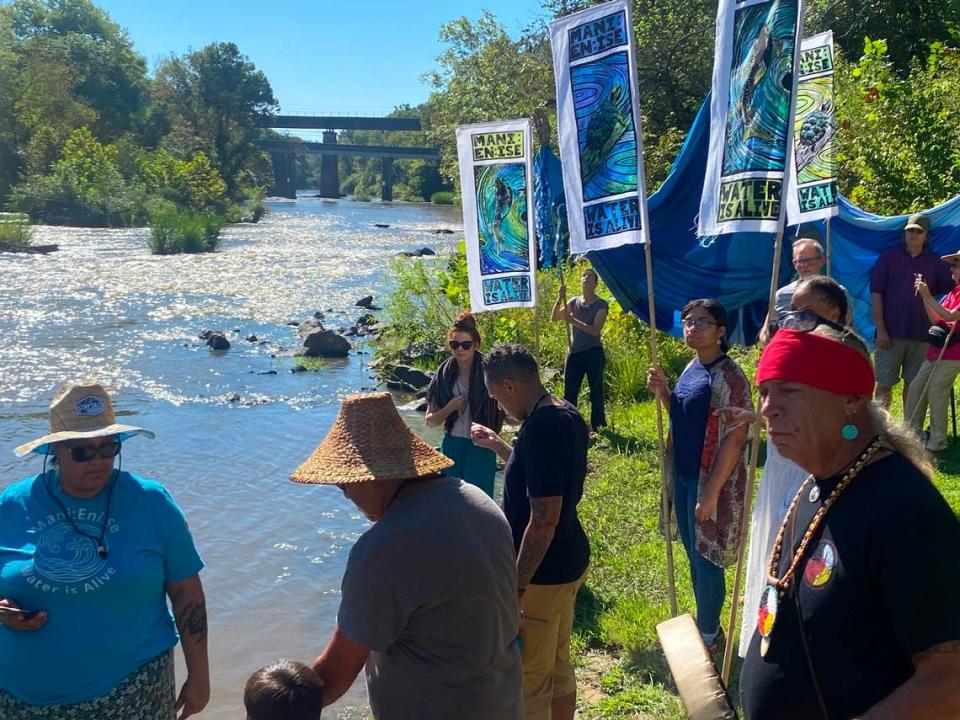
[[647, 299, 752, 657], [0, 381, 208, 719]]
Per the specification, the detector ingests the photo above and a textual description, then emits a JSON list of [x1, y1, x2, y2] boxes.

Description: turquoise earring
[[842, 423, 860, 441]]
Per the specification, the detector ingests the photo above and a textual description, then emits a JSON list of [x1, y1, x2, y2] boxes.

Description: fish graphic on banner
[[785, 31, 838, 223], [699, 0, 804, 236], [455, 120, 538, 312], [550, 0, 651, 253]]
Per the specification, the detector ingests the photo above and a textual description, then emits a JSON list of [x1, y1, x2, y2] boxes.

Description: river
[[0, 196, 462, 718]]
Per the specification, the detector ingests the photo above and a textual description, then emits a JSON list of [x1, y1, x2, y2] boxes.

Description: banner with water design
[[785, 31, 838, 223], [455, 120, 538, 312], [699, 0, 804, 236], [550, 0, 651, 253]]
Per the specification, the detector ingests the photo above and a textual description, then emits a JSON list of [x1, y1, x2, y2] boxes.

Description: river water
[[0, 197, 462, 718]]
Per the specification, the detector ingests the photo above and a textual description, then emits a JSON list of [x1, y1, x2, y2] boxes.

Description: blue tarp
[[533, 146, 569, 269], [588, 97, 960, 346]]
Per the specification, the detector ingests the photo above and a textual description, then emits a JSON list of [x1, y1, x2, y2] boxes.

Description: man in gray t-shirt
[[297, 393, 522, 720], [338, 478, 522, 719]]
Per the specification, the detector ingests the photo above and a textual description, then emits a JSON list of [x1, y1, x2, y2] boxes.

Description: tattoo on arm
[[516, 497, 559, 588], [177, 601, 208, 643]]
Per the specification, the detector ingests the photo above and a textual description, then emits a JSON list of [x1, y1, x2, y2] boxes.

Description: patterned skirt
[[0, 650, 175, 719]]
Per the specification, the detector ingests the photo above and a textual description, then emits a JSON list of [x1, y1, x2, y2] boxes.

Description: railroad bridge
[[259, 115, 439, 201]]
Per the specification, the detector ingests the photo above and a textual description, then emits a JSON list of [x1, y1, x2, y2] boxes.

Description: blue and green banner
[[550, 0, 651, 252], [455, 120, 538, 312], [785, 31, 837, 223], [699, 0, 804, 236]]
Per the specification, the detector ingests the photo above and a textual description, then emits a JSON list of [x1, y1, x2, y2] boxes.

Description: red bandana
[[756, 329, 875, 397]]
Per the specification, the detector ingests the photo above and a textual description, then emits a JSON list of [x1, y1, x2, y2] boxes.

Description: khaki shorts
[[519, 570, 587, 720], [874, 339, 928, 388]]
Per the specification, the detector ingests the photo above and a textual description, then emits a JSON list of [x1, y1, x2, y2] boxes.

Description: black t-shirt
[[502, 400, 590, 585], [740, 451, 960, 719]]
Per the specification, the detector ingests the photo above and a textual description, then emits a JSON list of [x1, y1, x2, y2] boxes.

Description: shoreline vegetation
[[374, 247, 960, 718]]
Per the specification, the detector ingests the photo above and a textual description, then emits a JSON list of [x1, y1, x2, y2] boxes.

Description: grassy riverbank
[[376, 248, 960, 719]]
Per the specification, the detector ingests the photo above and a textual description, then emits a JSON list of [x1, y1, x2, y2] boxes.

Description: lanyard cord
[[41, 450, 119, 560]]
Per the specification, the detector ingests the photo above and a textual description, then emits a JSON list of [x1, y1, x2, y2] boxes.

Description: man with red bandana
[[740, 325, 960, 720]]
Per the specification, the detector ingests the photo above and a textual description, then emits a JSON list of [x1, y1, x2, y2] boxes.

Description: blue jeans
[[674, 474, 725, 639]]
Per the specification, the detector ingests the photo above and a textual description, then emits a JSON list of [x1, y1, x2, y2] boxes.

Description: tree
[[0, 0, 148, 202], [835, 39, 960, 213], [423, 12, 555, 182], [805, 0, 960, 75], [3, 0, 147, 138], [154, 42, 277, 198]]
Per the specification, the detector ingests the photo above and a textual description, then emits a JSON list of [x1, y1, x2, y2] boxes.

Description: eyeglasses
[[793, 255, 823, 267], [770, 310, 847, 336], [682, 318, 718, 331], [67, 441, 121, 463], [449, 340, 474, 351]]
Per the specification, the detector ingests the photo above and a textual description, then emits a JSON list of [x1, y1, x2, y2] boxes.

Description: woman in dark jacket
[[425, 312, 503, 497]]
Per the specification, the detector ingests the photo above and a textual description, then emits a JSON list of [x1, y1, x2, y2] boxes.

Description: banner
[[699, 0, 804, 236], [785, 31, 837, 223], [455, 120, 538, 312], [550, 0, 650, 253]]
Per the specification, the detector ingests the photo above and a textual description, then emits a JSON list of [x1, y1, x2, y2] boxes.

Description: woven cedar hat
[[14, 381, 155, 457], [290, 392, 453, 484]]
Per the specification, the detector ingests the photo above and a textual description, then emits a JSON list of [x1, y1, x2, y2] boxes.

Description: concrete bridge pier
[[319, 130, 340, 198], [269, 151, 297, 199], [381, 157, 394, 202]]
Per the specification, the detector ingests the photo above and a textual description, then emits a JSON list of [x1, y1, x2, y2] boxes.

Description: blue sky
[[98, 0, 549, 115]]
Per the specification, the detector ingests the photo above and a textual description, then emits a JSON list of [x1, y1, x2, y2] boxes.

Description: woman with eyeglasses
[[0, 381, 208, 720], [739, 275, 849, 657], [647, 299, 752, 657], [425, 312, 504, 497]]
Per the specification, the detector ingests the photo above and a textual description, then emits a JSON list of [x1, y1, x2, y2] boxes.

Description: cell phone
[[0, 605, 38, 620]]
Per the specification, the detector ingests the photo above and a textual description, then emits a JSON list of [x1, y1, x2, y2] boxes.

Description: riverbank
[[376, 249, 960, 719], [0, 200, 461, 720]]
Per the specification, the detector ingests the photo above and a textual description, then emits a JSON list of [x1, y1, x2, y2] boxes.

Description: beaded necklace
[[757, 437, 882, 657]]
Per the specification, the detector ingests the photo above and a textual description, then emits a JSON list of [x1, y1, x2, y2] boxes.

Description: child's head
[[244, 660, 324, 720]]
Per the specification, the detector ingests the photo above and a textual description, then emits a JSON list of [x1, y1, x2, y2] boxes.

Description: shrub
[[0, 212, 32, 246], [430, 191, 456, 205], [148, 203, 224, 255]]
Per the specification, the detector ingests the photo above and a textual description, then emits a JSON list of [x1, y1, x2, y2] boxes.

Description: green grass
[[373, 248, 960, 717], [0, 212, 32, 246], [430, 190, 456, 205], [148, 204, 224, 255], [574, 388, 960, 718]]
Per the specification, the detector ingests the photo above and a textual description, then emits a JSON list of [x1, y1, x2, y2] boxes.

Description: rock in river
[[299, 328, 351, 358]]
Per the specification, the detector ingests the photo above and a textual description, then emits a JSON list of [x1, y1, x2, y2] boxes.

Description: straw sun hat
[[291, 392, 453, 485], [14, 381, 155, 457]]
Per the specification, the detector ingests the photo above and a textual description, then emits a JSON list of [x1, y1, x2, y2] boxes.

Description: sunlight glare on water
[[0, 198, 460, 719]]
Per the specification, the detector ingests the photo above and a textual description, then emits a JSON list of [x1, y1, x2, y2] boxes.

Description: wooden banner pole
[[826, 217, 833, 277], [721, 229, 784, 682], [644, 240, 678, 618]]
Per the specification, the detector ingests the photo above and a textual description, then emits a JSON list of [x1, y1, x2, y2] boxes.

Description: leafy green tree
[[423, 12, 555, 182], [2, 0, 147, 138], [805, 0, 960, 75], [154, 42, 277, 198], [0, 0, 148, 203], [11, 126, 144, 225], [835, 39, 960, 213]]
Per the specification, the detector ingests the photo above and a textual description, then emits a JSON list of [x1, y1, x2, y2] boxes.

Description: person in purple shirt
[[871, 213, 954, 410]]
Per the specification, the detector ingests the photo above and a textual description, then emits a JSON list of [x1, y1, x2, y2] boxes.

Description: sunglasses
[[66, 441, 121, 463], [682, 317, 718, 331], [449, 340, 474, 351], [770, 309, 847, 336]]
